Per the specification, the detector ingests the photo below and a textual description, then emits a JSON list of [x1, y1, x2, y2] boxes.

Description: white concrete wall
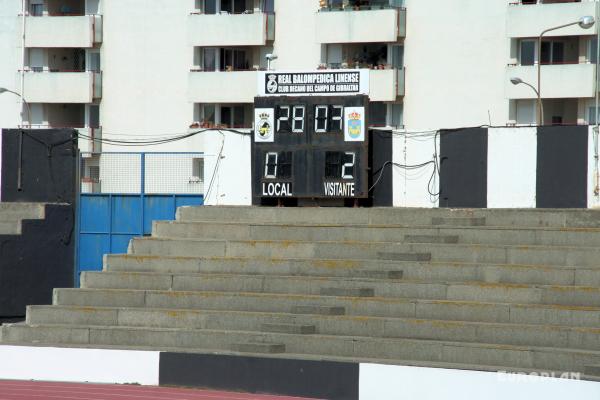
[[99, 0, 198, 153], [0, 0, 22, 129], [272, 0, 321, 70], [393, 131, 440, 208], [188, 71, 258, 103], [203, 129, 251, 205], [487, 127, 537, 208]]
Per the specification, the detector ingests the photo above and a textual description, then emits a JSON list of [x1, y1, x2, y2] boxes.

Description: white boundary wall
[[487, 127, 537, 208], [359, 363, 600, 400], [0, 346, 159, 385]]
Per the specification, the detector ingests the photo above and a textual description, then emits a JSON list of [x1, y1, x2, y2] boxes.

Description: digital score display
[[252, 95, 369, 203]]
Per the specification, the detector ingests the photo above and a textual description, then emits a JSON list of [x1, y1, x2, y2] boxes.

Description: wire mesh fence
[[80, 152, 204, 195]]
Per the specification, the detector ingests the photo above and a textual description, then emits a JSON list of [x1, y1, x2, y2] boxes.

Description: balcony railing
[[25, 15, 102, 47], [21, 70, 102, 103], [316, 7, 405, 43], [507, 1, 597, 37], [505, 62, 595, 99], [188, 12, 274, 47]]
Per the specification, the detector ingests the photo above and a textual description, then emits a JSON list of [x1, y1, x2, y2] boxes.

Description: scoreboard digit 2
[[252, 94, 369, 204]]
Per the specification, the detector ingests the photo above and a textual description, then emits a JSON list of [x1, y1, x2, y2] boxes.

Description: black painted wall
[[370, 130, 393, 206], [159, 353, 359, 400], [0, 204, 74, 317], [0, 129, 76, 317], [536, 125, 588, 208], [439, 128, 488, 208], [1, 129, 77, 203]]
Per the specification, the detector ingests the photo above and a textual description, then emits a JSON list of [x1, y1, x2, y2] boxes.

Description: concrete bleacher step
[[153, 220, 600, 247], [104, 254, 600, 286], [22, 305, 600, 351], [176, 206, 600, 228], [232, 342, 286, 354], [0, 203, 45, 221], [3, 323, 600, 373], [431, 217, 486, 226], [51, 288, 600, 328], [80, 271, 600, 307], [128, 237, 600, 268]]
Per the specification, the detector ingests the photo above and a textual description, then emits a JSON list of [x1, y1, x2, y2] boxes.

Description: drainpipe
[[20, 0, 26, 127]]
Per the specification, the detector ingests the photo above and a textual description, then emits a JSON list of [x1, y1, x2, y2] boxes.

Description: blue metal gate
[[77, 152, 204, 282]]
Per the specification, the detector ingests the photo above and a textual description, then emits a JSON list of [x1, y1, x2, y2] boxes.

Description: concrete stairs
[[4, 206, 600, 377], [0, 202, 45, 235]]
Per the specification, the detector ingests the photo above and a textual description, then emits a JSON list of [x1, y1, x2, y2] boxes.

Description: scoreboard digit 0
[[252, 95, 369, 203]]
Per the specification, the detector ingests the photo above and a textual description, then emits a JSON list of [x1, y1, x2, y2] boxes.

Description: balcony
[[25, 15, 102, 48], [369, 68, 404, 101], [188, 12, 274, 47], [22, 71, 102, 103], [507, 2, 597, 38], [505, 63, 595, 99], [316, 8, 406, 43], [188, 71, 258, 103]]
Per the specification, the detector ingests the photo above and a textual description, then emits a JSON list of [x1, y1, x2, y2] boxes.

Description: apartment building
[[0, 0, 598, 149]]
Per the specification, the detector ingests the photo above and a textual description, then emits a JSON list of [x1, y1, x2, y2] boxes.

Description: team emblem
[[257, 112, 272, 139], [266, 74, 278, 94], [347, 111, 362, 139]]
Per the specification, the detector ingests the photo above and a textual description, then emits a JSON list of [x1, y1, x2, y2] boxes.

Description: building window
[[540, 41, 564, 65], [263, 0, 274, 12], [30, 3, 43, 16], [369, 102, 387, 127], [391, 103, 403, 128], [203, 48, 217, 71], [589, 38, 597, 64], [390, 45, 404, 69], [520, 40, 536, 66], [589, 107, 600, 125]]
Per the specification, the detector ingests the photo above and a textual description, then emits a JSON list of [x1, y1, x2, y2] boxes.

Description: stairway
[[3, 206, 600, 377]]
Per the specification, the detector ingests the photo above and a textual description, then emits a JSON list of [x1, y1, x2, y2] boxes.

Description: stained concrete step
[[128, 237, 600, 268], [0, 203, 45, 221], [104, 254, 600, 287], [3, 323, 600, 373], [80, 271, 600, 307], [0, 222, 21, 235], [176, 206, 600, 228], [153, 220, 600, 247], [24, 305, 600, 351], [52, 288, 600, 328]]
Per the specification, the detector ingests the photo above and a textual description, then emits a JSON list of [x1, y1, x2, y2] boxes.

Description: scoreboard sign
[[257, 70, 369, 97], [252, 94, 369, 202]]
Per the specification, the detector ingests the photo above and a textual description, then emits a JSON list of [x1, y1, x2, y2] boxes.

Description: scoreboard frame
[[252, 95, 370, 204]]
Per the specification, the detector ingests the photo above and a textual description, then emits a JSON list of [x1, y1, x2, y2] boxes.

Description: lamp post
[[537, 16, 595, 125], [0, 87, 31, 127], [510, 77, 544, 124]]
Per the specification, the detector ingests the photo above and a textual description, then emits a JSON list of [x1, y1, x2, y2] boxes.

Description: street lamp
[[537, 16, 595, 125], [265, 53, 278, 71], [510, 77, 544, 124], [0, 87, 31, 127]]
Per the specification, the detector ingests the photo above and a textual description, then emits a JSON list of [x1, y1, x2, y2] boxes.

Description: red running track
[[0, 380, 318, 400]]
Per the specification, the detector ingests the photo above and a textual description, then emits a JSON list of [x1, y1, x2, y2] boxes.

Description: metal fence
[[77, 152, 205, 280]]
